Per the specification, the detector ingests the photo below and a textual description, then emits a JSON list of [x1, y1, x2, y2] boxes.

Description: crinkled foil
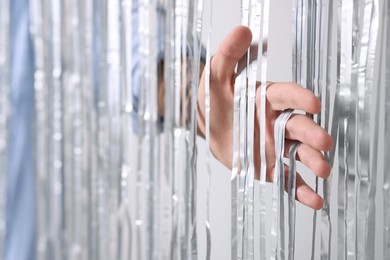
[[204, 0, 213, 258], [383, 0, 390, 258], [355, 1, 379, 259], [288, 143, 300, 260], [270, 109, 293, 260], [0, 0, 10, 257], [258, 1, 270, 259]]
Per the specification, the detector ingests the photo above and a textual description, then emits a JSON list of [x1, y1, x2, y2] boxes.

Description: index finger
[[266, 82, 321, 114]]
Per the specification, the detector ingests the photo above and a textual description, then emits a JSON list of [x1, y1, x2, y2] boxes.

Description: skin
[[197, 26, 333, 210]]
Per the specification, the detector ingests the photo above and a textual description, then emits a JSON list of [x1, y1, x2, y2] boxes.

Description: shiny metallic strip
[[270, 109, 293, 260], [48, 0, 65, 258], [236, 1, 250, 259], [140, 1, 159, 259], [63, 0, 87, 258], [29, 0, 50, 258], [95, 0, 111, 258], [189, 0, 204, 258], [237, 37, 248, 260], [107, 0, 123, 258], [318, 1, 335, 259], [383, 0, 390, 258], [244, 0, 261, 258], [173, 1, 184, 258], [135, 1, 151, 259], [258, 1, 270, 259], [356, 1, 379, 259], [204, 0, 213, 258], [305, 1, 320, 258], [78, 0, 96, 258], [231, 35, 242, 260], [118, 1, 133, 259], [346, 0, 360, 258], [365, 0, 381, 258], [0, 0, 9, 257], [238, 1, 250, 259], [162, 0, 175, 258], [337, 0, 353, 258], [288, 143, 300, 260], [178, 2, 192, 256], [173, 0, 188, 259]]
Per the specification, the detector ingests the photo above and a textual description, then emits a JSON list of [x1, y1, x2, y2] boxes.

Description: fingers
[[284, 140, 331, 179], [267, 165, 324, 210], [296, 174, 324, 210], [211, 26, 252, 83], [266, 82, 321, 114], [285, 114, 333, 152]]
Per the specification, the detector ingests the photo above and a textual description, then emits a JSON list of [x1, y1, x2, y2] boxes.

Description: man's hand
[[197, 26, 333, 210]]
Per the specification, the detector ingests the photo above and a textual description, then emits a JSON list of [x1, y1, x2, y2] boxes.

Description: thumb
[[211, 25, 253, 83]]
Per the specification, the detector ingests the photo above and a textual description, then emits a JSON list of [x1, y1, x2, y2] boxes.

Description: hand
[[197, 26, 333, 210]]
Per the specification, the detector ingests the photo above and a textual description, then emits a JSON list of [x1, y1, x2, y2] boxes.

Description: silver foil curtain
[[0, 0, 390, 259], [0, 0, 10, 259]]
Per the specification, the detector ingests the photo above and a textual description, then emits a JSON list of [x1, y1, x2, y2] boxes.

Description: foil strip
[[270, 109, 293, 260], [204, 0, 213, 258], [243, 0, 261, 257], [162, 0, 175, 258], [288, 143, 300, 260], [338, 0, 353, 258], [346, 0, 361, 258], [0, 0, 10, 257], [319, 1, 337, 258], [79, 0, 96, 258], [118, 1, 133, 259], [95, 0, 112, 258], [173, 1, 185, 258], [29, 0, 50, 257], [383, 0, 390, 258], [238, 1, 250, 259], [231, 31, 242, 260], [355, 0, 379, 259], [258, 1, 270, 259], [45, 0, 65, 258], [135, 0, 153, 259], [305, 1, 321, 258], [188, 0, 204, 258]]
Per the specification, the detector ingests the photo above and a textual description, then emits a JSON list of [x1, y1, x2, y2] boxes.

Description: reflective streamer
[[162, 0, 175, 258], [231, 29, 242, 260], [258, 0, 270, 259], [204, 0, 213, 258], [237, 1, 249, 259], [188, 0, 204, 258], [118, 1, 133, 259], [305, 1, 321, 258], [383, 0, 390, 258], [344, 0, 360, 258], [355, 1, 379, 259], [288, 143, 300, 260], [29, 0, 50, 257], [49, 0, 65, 258], [243, 0, 261, 258], [319, 1, 337, 258], [270, 109, 293, 260], [62, 0, 87, 258], [337, 0, 353, 258], [0, 0, 9, 257]]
